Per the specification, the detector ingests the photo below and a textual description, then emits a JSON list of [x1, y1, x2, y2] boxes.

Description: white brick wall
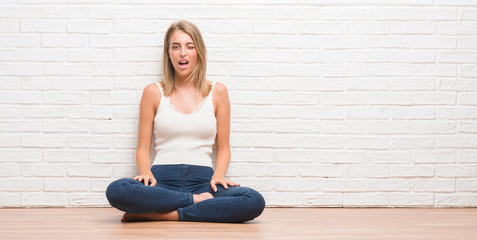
[[1, 0, 476, 208]]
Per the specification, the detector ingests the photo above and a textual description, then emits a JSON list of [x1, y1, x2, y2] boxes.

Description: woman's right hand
[[133, 174, 157, 187]]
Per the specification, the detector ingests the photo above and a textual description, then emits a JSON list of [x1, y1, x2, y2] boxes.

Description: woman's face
[[168, 30, 197, 79]]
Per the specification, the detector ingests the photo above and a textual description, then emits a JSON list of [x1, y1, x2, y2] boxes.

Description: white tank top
[[152, 81, 217, 168]]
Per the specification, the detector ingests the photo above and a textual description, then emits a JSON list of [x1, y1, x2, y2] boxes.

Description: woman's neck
[[174, 75, 195, 89]]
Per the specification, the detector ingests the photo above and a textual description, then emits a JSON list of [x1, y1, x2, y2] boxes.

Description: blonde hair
[[162, 20, 210, 97]]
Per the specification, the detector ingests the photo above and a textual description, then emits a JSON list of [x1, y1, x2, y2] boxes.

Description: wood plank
[[1, 208, 476, 240]]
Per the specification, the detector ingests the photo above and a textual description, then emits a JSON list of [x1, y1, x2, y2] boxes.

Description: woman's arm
[[134, 83, 160, 186], [210, 82, 239, 192]]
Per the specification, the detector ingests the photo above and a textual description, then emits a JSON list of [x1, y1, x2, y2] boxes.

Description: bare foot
[[193, 192, 214, 204], [121, 212, 143, 222], [121, 211, 179, 222]]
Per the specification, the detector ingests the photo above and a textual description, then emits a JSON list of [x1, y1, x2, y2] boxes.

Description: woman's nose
[[180, 48, 186, 56]]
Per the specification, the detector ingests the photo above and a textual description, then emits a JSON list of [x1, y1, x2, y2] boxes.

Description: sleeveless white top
[[152, 81, 217, 168]]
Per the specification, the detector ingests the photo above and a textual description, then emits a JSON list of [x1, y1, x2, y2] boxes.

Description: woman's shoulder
[[209, 81, 229, 106], [141, 82, 162, 103], [209, 80, 228, 95], [143, 82, 162, 94]]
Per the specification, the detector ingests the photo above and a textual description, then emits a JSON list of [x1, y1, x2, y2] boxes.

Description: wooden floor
[[1, 208, 476, 240]]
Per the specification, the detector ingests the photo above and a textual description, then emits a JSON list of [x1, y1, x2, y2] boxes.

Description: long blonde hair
[[162, 20, 210, 97]]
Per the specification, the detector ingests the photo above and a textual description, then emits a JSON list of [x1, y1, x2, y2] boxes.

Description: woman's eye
[[171, 46, 178, 49], [188, 46, 195, 49]]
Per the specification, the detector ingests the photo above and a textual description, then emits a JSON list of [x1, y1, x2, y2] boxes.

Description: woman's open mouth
[[178, 60, 189, 69]]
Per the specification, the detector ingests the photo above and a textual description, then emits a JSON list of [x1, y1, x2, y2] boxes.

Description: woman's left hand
[[210, 176, 240, 192]]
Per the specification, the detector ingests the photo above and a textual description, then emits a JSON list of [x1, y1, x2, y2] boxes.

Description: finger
[[210, 180, 217, 192], [228, 180, 239, 186], [151, 178, 157, 187], [221, 182, 229, 190], [143, 177, 149, 186]]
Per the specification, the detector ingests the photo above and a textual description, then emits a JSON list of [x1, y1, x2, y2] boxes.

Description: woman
[[106, 20, 265, 223]]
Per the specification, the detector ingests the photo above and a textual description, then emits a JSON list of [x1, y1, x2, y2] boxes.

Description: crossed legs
[[106, 178, 265, 223]]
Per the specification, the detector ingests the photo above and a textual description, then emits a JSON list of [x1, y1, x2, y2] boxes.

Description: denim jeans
[[106, 164, 266, 223]]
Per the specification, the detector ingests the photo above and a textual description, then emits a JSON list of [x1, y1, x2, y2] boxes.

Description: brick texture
[[1, 1, 476, 208]]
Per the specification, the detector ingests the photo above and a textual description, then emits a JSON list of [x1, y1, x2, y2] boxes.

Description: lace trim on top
[[157, 81, 215, 115], [169, 95, 209, 115]]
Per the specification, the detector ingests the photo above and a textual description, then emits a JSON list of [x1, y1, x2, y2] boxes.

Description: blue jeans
[[106, 164, 266, 223]]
